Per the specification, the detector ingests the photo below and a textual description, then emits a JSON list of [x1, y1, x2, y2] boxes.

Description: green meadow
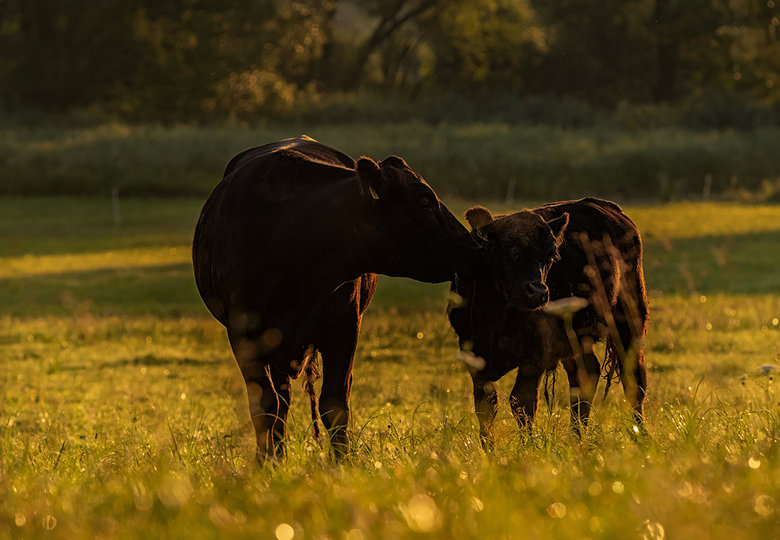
[[1, 196, 778, 539]]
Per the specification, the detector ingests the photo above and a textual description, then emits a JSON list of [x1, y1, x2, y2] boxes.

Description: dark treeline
[[0, 0, 778, 124]]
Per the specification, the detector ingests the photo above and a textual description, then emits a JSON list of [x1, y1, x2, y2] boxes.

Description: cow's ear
[[379, 155, 408, 169], [465, 206, 494, 231], [357, 157, 382, 200], [547, 213, 569, 246]]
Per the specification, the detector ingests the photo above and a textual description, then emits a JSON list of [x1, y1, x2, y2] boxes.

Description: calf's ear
[[357, 157, 382, 200], [465, 206, 494, 231], [547, 213, 569, 246]]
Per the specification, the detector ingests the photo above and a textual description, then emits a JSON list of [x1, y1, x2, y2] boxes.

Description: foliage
[[421, 0, 545, 92], [1, 197, 779, 538], [0, 0, 325, 120], [1, 122, 778, 200], [0, 0, 778, 121]]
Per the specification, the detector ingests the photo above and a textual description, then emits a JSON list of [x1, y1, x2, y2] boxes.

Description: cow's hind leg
[[228, 328, 291, 462], [315, 276, 376, 459], [245, 366, 291, 461], [471, 374, 499, 450], [564, 340, 601, 437]]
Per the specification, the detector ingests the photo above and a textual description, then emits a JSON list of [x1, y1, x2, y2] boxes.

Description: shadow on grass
[[0, 196, 200, 258], [99, 353, 220, 369], [2, 229, 778, 318], [1, 263, 454, 318], [642, 229, 780, 295], [1, 262, 204, 317]]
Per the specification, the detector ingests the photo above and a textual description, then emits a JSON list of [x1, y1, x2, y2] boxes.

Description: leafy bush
[[680, 89, 779, 130], [2, 122, 779, 201]]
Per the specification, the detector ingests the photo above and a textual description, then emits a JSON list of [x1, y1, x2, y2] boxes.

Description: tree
[[0, 0, 326, 119], [423, 0, 546, 93], [0, 0, 142, 109], [332, 0, 443, 91], [529, 0, 655, 104], [648, 0, 729, 103]]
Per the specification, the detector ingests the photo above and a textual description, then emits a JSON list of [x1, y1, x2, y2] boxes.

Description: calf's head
[[355, 156, 484, 283], [465, 206, 569, 309]]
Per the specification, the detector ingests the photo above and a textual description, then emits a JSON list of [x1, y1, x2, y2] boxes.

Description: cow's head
[[355, 156, 484, 283], [465, 206, 569, 309]]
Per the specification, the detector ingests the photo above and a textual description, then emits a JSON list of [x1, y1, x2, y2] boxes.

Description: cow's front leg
[[471, 374, 499, 450], [509, 369, 543, 432], [245, 365, 291, 462]]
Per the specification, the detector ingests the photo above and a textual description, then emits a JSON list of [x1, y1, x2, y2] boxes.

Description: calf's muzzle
[[522, 280, 549, 308]]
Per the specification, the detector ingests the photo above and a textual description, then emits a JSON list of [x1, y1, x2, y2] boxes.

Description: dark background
[[2, 0, 778, 124]]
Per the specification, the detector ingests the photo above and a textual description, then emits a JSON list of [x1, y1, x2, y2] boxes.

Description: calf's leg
[[509, 369, 543, 431], [565, 342, 601, 437], [612, 320, 648, 427], [471, 375, 499, 450], [620, 347, 648, 427]]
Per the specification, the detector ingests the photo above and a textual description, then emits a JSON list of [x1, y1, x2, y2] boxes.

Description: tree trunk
[[342, 0, 439, 91], [651, 0, 680, 103]]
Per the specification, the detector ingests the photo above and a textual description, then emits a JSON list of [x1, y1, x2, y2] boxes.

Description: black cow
[[193, 136, 483, 460], [448, 197, 648, 448]]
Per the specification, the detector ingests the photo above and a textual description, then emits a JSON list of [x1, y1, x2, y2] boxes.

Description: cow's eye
[[419, 199, 433, 212]]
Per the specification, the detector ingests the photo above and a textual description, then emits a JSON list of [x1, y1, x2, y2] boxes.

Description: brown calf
[[448, 197, 648, 447]]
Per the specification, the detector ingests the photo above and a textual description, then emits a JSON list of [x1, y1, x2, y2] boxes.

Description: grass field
[[1, 196, 778, 539]]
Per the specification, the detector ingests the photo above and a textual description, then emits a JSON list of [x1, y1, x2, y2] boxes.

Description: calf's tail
[[604, 266, 649, 401], [603, 337, 621, 399], [303, 349, 321, 442]]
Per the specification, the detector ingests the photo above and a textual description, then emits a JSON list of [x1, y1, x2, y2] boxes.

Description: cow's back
[[223, 136, 355, 178], [532, 197, 634, 247], [218, 136, 356, 204]]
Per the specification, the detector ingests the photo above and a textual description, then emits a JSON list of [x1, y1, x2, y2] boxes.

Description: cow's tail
[[302, 348, 321, 442]]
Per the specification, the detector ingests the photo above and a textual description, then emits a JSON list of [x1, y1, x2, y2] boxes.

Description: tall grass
[[1, 197, 779, 538], [1, 123, 779, 200]]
